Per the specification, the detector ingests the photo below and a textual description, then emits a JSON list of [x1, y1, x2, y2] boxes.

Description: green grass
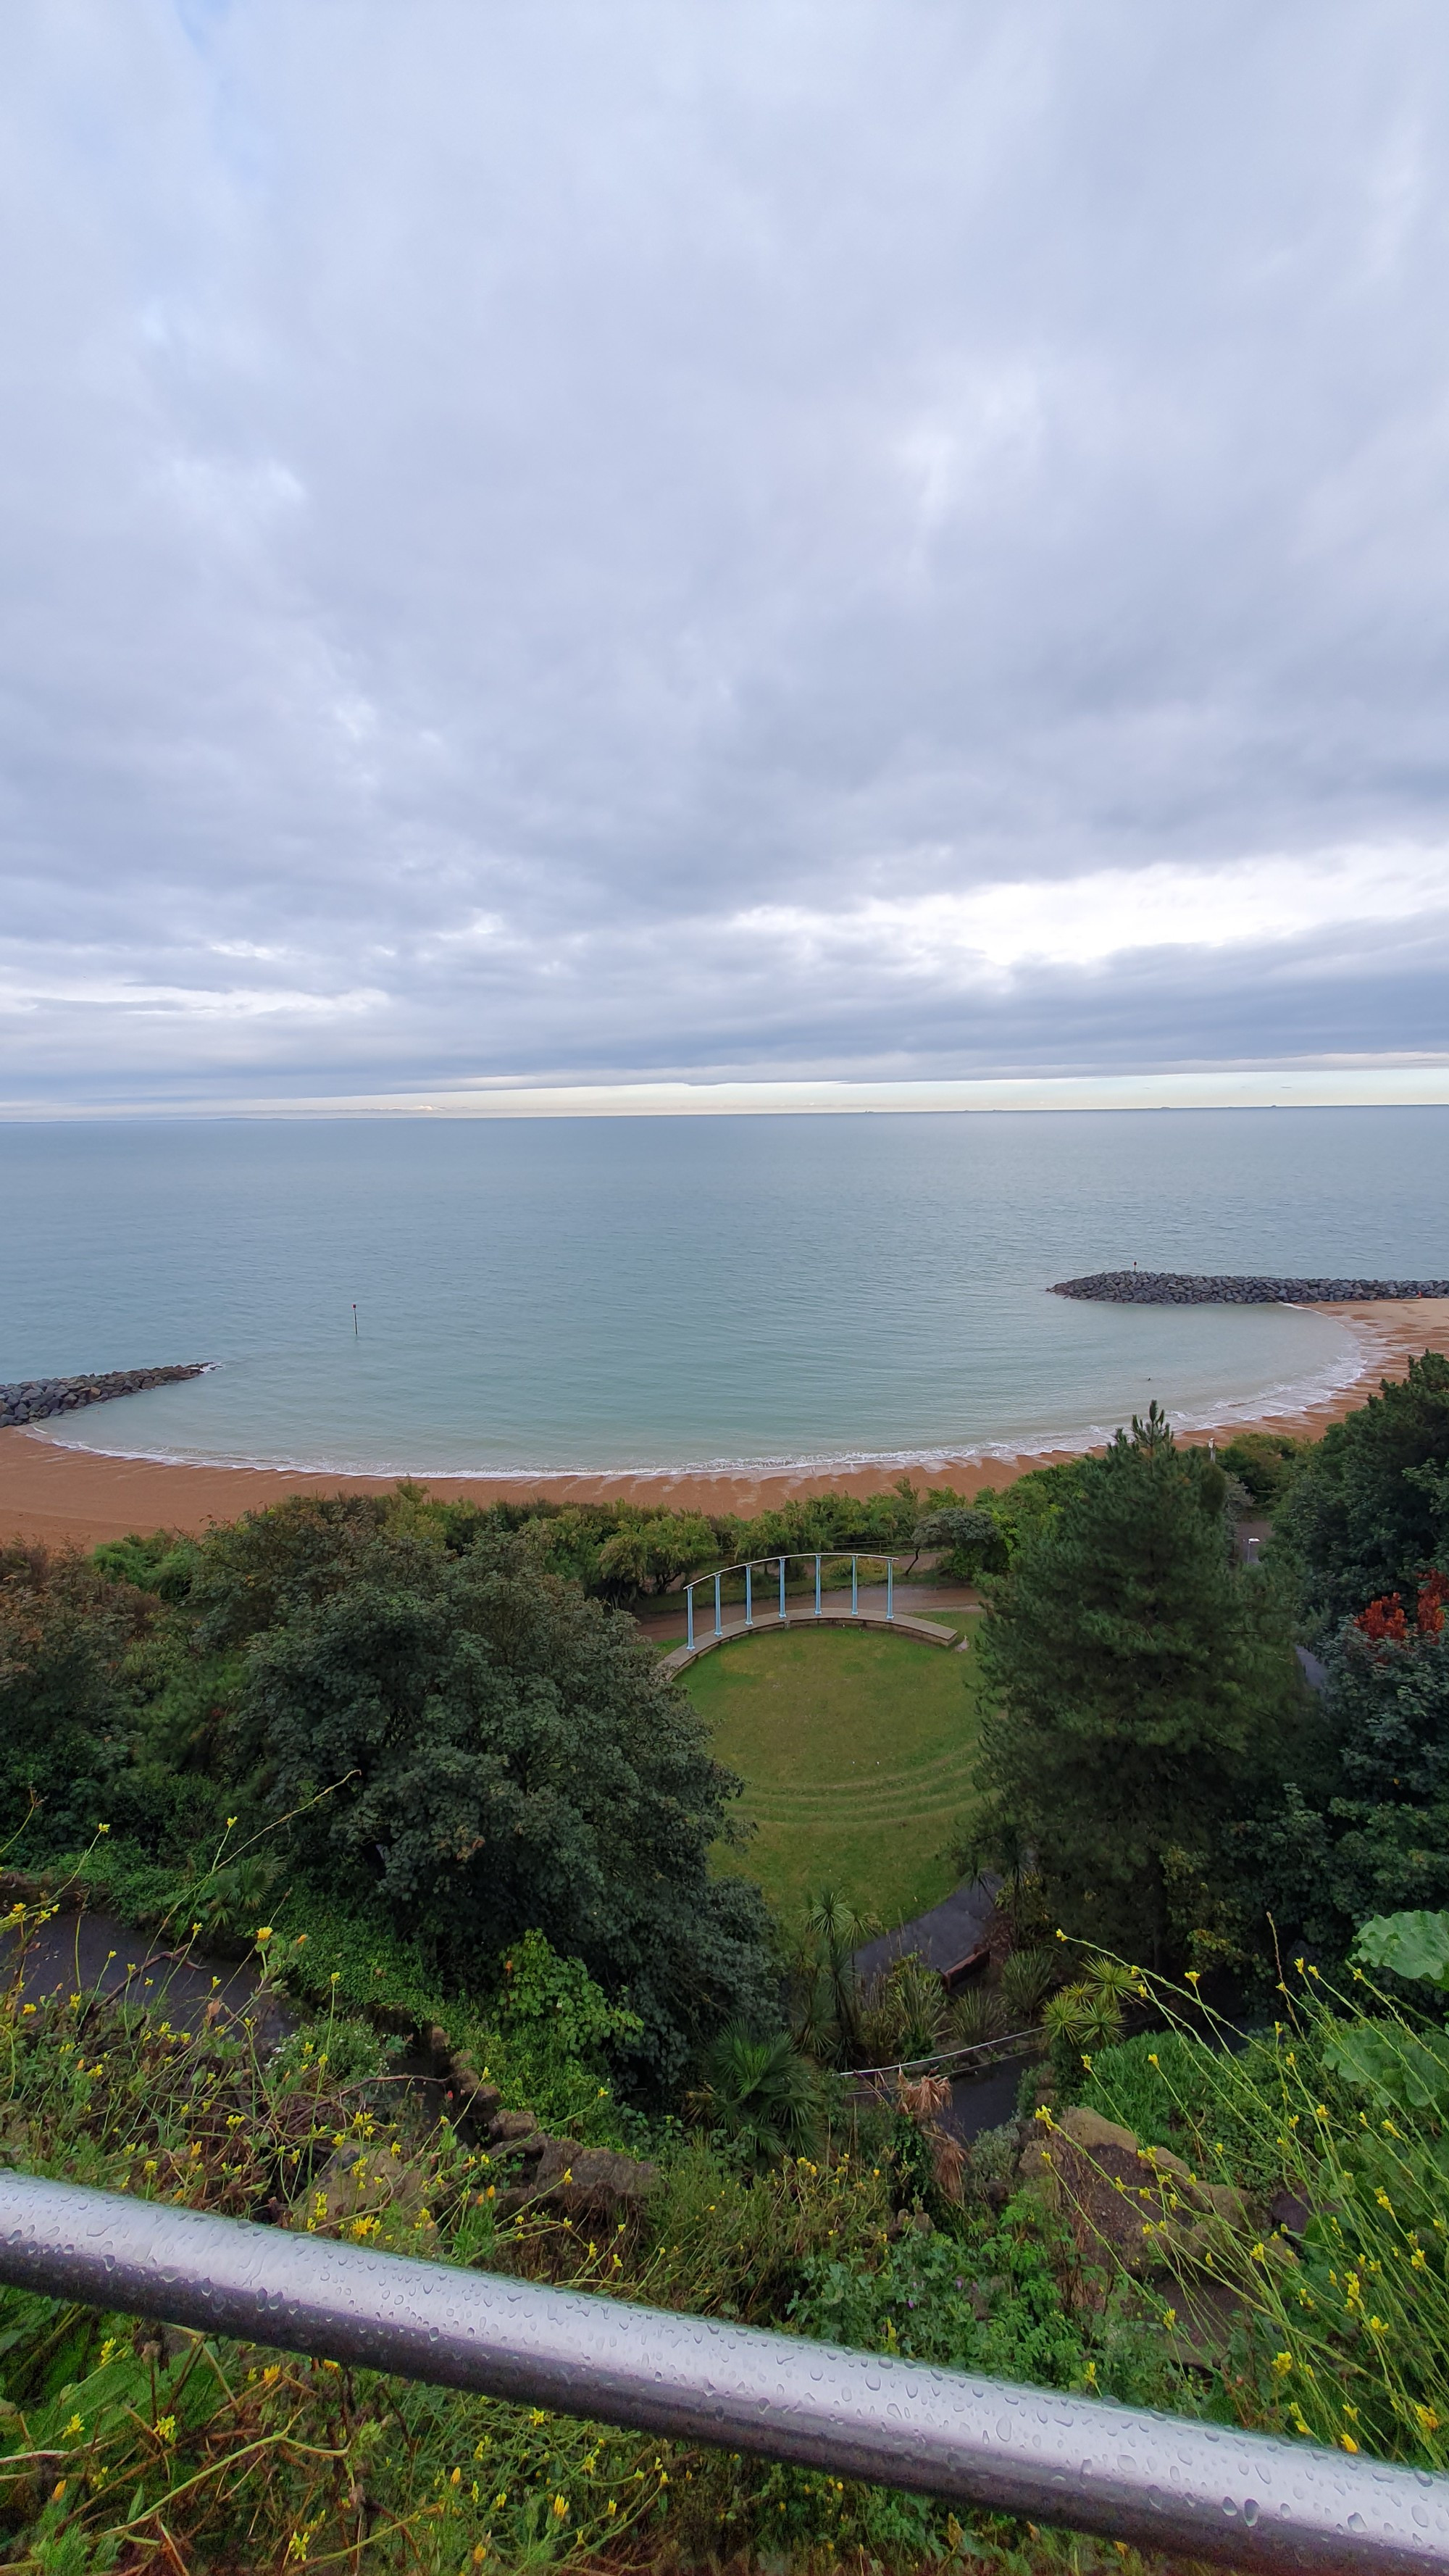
[[685, 1624, 985, 1930]]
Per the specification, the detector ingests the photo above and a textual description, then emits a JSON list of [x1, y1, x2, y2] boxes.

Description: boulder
[[1137, 2142, 1193, 2183], [495, 2137, 658, 2223], [1059, 2106, 1139, 2154], [1019, 2129, 1174, 2274], [294, 2141, 437, 2245], [488, 2108, 540, 2146], [446, 2046, 501, 2125]]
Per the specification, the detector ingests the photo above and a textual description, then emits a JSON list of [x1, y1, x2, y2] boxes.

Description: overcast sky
[[4, 1, 1449, 1109]]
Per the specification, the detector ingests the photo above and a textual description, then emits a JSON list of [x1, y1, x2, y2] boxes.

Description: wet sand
[[3, 1299, 1448, 1549]]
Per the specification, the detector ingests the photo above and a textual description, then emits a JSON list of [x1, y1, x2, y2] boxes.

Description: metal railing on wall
[[1, 2175, 1445, 2572], [684, 1550, 925, 1651]]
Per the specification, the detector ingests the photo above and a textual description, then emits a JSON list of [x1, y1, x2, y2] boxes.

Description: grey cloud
[[3, 0, 1449, 1103]]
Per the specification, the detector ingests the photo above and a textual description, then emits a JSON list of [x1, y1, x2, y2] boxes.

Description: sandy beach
[[3, 1297, 1448, 1551]]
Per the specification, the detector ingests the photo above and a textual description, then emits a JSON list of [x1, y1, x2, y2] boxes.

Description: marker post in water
[[352, 1304, 359, 1336]]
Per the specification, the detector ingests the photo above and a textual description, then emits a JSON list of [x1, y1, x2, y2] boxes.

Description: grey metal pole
[[714, 1570, 722, 1638], [851, 1553, 858, 1615], [686, 1583, 694, 1651], [815, 1551, 821, 1617], [0, 2177, 1443, 2574], [888, 1559, 893, 1621], [746, 1562, 753, 1627], [780, 1553, 786, 1622]]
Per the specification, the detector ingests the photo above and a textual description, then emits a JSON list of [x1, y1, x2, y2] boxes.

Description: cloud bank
[[4, 0, 1449, 1106]]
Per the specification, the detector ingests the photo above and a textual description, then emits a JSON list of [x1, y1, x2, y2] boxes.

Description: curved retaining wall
[[660, 1606, 964, 1677], [0, 1364, 209, 1428], [1051, 1271, 1449, 1305]]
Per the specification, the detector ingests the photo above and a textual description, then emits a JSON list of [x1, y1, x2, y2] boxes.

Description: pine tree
[[974, 1404, 1300, 1963]]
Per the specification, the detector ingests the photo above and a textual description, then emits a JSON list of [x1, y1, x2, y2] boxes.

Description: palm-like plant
[[945, 1985, 1008, 2050], [1080, 1954, 1140, 2009], [166, 1854, 277, 1941], [888, 1955, 949, 2062], [1040, 1981, 1125, 2057], [854, 1952, 949, 2067], [692, 2022, 819, 2167], [791, 1888, 877, 2063], [998, 1943, 1059, 2025]]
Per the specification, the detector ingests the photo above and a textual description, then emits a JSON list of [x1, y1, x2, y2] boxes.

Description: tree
[[911, 1508, 1005, 1584], [1225, 1591, 1449, 1963], [1217, 1361, 1449, 1967], [974, 1404, 1303, 1964], [0, 1543, 155, 1846], [1277, 1353, 1449, 1638], [215, 1514, 776, 2091], [593, 1512, 719, 1600]]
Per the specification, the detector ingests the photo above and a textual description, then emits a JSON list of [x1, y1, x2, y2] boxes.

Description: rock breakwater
[[0, 1364, 209, 1428], [1052, 1271, 1449, 1304]]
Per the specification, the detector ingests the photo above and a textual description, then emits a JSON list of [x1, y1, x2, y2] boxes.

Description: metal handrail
[[683, 1549, 931, 1650], [1, 2175, 1445, 2570]]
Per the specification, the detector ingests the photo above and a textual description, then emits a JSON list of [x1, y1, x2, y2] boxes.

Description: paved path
[[853, 1870, 1001, 1989]]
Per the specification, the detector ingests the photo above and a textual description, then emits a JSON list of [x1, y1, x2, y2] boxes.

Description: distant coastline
[[4, 1296, 1448, 1551]]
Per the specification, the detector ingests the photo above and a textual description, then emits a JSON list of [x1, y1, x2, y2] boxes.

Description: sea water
[[1, 1106, 1445, 1475]]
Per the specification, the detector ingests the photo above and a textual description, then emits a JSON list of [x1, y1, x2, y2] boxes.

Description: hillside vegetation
[[1, 1364, 1448, 2568]]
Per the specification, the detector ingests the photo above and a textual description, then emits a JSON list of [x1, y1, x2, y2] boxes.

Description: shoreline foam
[[15, 1301, 1373, 1482], [2, 1298, 1447, 1548]]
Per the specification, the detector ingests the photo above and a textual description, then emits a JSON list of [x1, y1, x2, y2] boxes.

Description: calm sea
[[2, 1108, 1445, 1475]]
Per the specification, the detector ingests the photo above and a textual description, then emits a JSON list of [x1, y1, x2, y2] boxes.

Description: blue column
[[746, 1563, 753, 1627], [814, 1553, 821, 1617], [714, 1572, 722, 1638], [851, 1555, 858, 1617]]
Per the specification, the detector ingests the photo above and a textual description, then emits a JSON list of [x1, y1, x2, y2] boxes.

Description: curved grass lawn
[[683, 1622, 985, 1931]]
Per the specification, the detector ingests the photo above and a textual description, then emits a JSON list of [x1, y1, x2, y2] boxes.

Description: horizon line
[[3, 1065, 1449, 1121]]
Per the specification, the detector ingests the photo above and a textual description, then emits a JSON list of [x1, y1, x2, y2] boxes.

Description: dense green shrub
[[1217, 1431, 1303, 1511], [911, 1504, 1006, 1583], [1277, 1351, 1449, 1637], [790, 2204, 1180, 2409], [1222, 1592, 1449, 1968], [1079, 2027, 1223, 2148]]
